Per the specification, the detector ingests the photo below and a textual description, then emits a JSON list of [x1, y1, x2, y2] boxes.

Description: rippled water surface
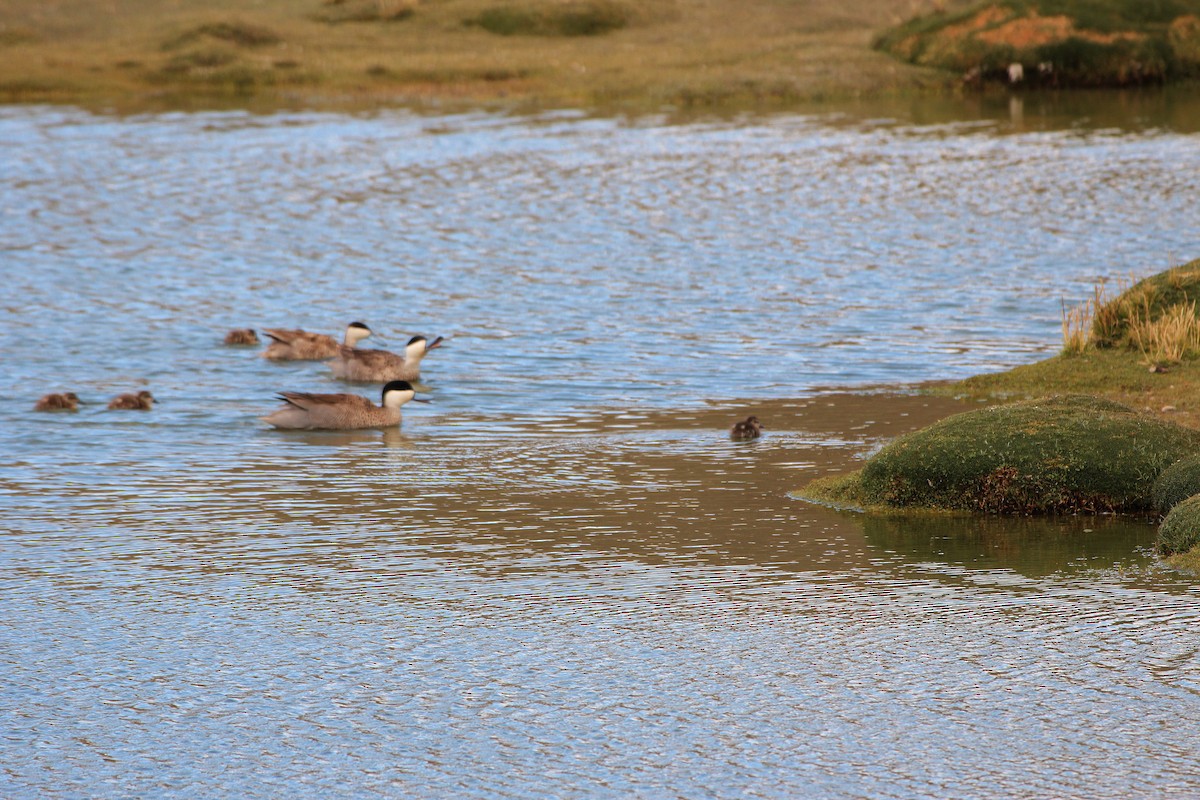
[[2, 99, 1200, 798]]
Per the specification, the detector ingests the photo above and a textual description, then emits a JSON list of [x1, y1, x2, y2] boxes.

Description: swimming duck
[[262, 380, 422, 430], [34, 392, 81, 411], [730, 416, 763, 440], [108, 390, 156, 410], [224, 328, 260, 346], [261, 321, 372, 361], [330, 334, 442, 384]]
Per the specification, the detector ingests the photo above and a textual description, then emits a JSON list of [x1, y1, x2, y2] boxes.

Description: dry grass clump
[[1059, 258, 1200, 367], [1060, 286, 1104, 355], [1128, 300, 1200, 366]]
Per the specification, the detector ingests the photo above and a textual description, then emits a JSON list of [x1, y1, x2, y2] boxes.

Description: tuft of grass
[[1060, 295, 1093, 354], [1127, 299, 1200, 366], [1088, 274, 1132, 346], [468, 0, 633, 36]]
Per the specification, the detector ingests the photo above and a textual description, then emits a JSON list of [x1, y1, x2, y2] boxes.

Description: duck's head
[[405, 335, 434, 360], [346, 321, 373, 346], [381, 380, 422, 409]]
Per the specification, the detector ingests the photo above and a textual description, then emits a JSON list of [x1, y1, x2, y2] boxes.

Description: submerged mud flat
[[2, 104, 1200, 798]]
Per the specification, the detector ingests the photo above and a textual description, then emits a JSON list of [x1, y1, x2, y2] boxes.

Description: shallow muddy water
[[2, 96, 1200, 798]]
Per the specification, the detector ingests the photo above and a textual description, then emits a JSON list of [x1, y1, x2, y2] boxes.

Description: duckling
[[224, 328, 260, 346], [330, 334, 443, 384], [108, 390, 156, 410], [34, 392, 81, 412], [730, 415, 763, 441], [261, 321, 372, 361], [262, 380, 422, 430]]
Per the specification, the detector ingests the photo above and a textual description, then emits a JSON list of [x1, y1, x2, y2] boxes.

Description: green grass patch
[[468, 0, 633, 36]]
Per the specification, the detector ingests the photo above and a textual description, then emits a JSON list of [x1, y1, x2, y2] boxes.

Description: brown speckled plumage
[[35, 392, 80, 411], [224, 328, 260, 345], [261, 322, 372, 361], [108, 390, 155, 410], [730, 416, 763, 441], [262, 380, 418, 430], [331, 335, 442, 383]]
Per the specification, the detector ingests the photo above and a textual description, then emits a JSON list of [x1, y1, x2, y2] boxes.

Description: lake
[[2, 91, 1200, 798]]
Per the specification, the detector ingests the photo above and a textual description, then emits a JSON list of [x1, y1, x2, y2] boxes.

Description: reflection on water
[[863, 513, 1158, 578], [2, 100, 1200, 799]]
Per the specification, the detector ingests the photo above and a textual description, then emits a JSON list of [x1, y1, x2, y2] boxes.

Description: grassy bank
[[0, 0, 958, 112], [876, 0, 1200, 87], [934, 258, 1200, 428]]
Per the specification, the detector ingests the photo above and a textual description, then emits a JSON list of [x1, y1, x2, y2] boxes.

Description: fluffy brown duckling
[[224, 328, 260, 346], [108, 390, 156, 410], [730, 415, 763, 441], [34, 392, 81, 411]]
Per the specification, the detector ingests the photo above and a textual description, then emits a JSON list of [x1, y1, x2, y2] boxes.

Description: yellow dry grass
[[0, 0, 960, 111]]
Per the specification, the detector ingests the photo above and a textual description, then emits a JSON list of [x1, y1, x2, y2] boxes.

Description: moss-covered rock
[[875, 1, 1200, 87], [1158, 493, 1200, 554], [1151, 453, 1200, 514], [800, 394, 1200, 515]]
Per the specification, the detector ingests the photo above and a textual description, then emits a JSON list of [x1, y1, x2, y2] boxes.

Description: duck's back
[[265, 391, 399, 429], [331, 346, 413, 382], [262, 329, 339, 360]]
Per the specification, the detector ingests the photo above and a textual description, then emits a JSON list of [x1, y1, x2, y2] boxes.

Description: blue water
[[2, 100, 1199, 799]]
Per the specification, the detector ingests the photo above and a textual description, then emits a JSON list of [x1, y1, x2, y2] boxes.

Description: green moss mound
[[1158, 493, 1200, 554], [875, 0, 1200, 87], [1151, 453, 1200, 514], [804, 394, 1200, 515]]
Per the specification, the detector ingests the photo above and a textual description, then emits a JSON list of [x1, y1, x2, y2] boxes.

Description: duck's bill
[[410, 381, 435, 394], [425, 336, 444, 351]]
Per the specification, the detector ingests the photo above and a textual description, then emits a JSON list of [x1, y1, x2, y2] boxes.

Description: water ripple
[[3, 105, 1200, 799]]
